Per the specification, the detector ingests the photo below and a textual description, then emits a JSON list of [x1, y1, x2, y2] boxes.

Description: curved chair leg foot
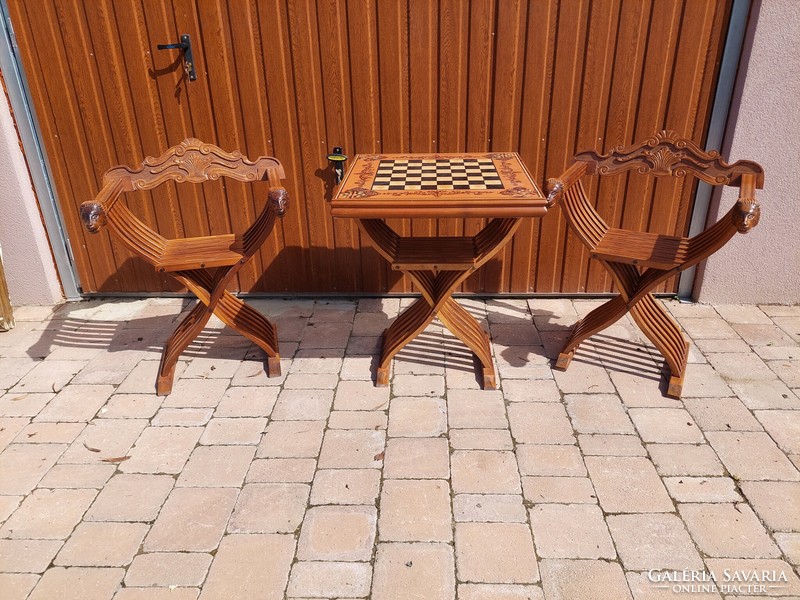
[[267, 355, 282, 377], [157, 365, 175, 396], [555, 350, 574, 370], [482, 367, 497, 390], [376, 366, 390, 387], [667, 373, 684, 399]]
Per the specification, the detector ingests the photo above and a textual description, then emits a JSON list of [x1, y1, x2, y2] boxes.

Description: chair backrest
[[573, 130, 764, 188], [103, 137, 286, 191]]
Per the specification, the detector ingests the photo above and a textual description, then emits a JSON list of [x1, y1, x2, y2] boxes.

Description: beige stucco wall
[[0, 88, 63, 305], [695, 0, 800, 304]]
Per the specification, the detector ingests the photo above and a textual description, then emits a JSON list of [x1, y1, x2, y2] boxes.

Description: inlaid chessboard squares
[[372, 158, 504, 191]]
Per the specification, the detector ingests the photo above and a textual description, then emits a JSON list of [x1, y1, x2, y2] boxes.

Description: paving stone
[[372, 542, 455, 600], [705, 352, 778, 382], [494, 345, 552, 380], [358, 297, 400, 314], [383, 438, 450, 479], [539, 559, 631, 600], [340, 355, 378, 380], [0, 488, 96, 539], [694, 337, 753, 354], [729, 380, 800, 410], [199, 534, 295, 600], [393, 352, 445, 376], [391, 374, 445, 397], [565, 394, 634, 434], [486, 299, 529, 323], [663, 477, 742, 503], [351, 312, 392, 336], [450, 429, 514, 450], [629, 408, 705, 443], [577, 434, 646, 456], [679, 318, 739, 339], [215, 386, 279, 417], [120, 426, 202, 474], [124, 552, 212, 587], [453, 494, 527, 522], [300, 322, 352, 348], [773, 316, 800, 342], [334, 380, 390, 411], [0, 392, 54, 418], [378, 480, 451, 542], [385, 397, 444, 437], [706, 431, 799, 481], [529, 504, 615, 559], [608, 513, 703, 571], [445, 364, 484, 389], [752, 343, 800, 360], [768, 359, 800, 387], [713, 304, 772, 324], [246, 458, 317, 483], [705, 558, 800, 596], [734, 322, 797, 346], [679, 503, 780, 558], [648, 444, 725, 476], [507, 403, 574, 444], [54, 521, 148, 567], [328, 410, 387, 430], [228, 483, 309, 534], [521, 476, 597, 504], [199, 417, 266, 445], [774, 532, 800, 565], [73, 353, 153, 388], [181, 356, 243, 380], [284, 373, 338, 390], [257, 420, 325, 458], [85, 474, 174, 521], [515, 445, 586, 477], [609, 371, 681, 408], [287, 561, 372, 598], [271, 389, 333, 420], [754, 409, 800, 454], [310, 469, 381, 505], [298, 505, 377, 560], [624, 571, 721, 600], [0, 573, 39, 600], [0, 443, 66, 495], [144, 487, 237, 551], [151, 408, 213, 426], [59, 418, 147, 464], [683, 397, 763, 431], [0, 357, 38, 390], [585, 456, 673, 513], [99, 394, 162, 419], [290, 348, 346, 374], [38, 464, 116, 489], [0, 418, 31, 450], [455, 523, 538, 584], [740, 481, 800, 531], [27, 567, 124, 600], [451, 450, 521, 494], [457, 583, 544, 600], [552, 360, 615, 394], [489, 323, 541, 346], [318, 430, 385, 469], [177, 445, 255, 487], [161, 378, 229, 408], [502, 379, 561, 402], [681, 364, 733, 397], [0, 539, 63, 573], [447, 391, 506, 429], [35, 385, 113, 422], [0, 495, 21, 523], [346, 336, 381, 356], [13, 360, 85, 394]]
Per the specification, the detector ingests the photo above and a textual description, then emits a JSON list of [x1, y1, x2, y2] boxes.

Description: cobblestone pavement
[[0, 297, 798, 600]]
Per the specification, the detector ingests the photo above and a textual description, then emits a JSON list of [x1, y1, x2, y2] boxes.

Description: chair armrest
[[733, 173, 761, 233], [79, 179, 124, 234], [545, 161, 588, 208]]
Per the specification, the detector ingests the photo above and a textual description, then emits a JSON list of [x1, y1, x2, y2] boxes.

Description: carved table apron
[[331, 153, 546, 389]]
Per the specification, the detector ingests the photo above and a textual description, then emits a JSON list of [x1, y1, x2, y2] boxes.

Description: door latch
[[157, 34, 196, 81], [326, 147, 348, 185]]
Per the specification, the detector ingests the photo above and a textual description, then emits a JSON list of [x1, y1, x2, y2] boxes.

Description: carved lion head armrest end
[[545, 179, 564, 208], [79, 201, 108, 234], [268, 187, 289, 218]]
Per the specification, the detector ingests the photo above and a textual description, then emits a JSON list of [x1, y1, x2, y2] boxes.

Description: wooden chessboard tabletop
[[330, 152, 546, 218]]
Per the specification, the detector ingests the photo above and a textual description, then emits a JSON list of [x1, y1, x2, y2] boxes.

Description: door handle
[[157, 34, 196, 81]]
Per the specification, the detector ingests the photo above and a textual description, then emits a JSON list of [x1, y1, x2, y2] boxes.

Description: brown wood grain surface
[[7, 0, 731, 294]]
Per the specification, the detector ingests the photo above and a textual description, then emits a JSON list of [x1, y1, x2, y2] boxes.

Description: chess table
[[331, 153, 546, 388]]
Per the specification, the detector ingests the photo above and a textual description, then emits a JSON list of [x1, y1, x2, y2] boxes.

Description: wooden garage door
[[7, 0, 731, 294]]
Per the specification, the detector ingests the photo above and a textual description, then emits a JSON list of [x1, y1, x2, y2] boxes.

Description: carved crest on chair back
[[575, 130, 764, 187], [103, 138, 285, 191]]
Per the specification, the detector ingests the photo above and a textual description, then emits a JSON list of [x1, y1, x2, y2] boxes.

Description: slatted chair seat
[[79, 138, 289, 395], [547, 131, 763, 398]]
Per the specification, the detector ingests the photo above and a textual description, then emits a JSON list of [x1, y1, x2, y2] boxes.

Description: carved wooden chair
[[80, 138, 288, 395], [546, 131, 763, 398]]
